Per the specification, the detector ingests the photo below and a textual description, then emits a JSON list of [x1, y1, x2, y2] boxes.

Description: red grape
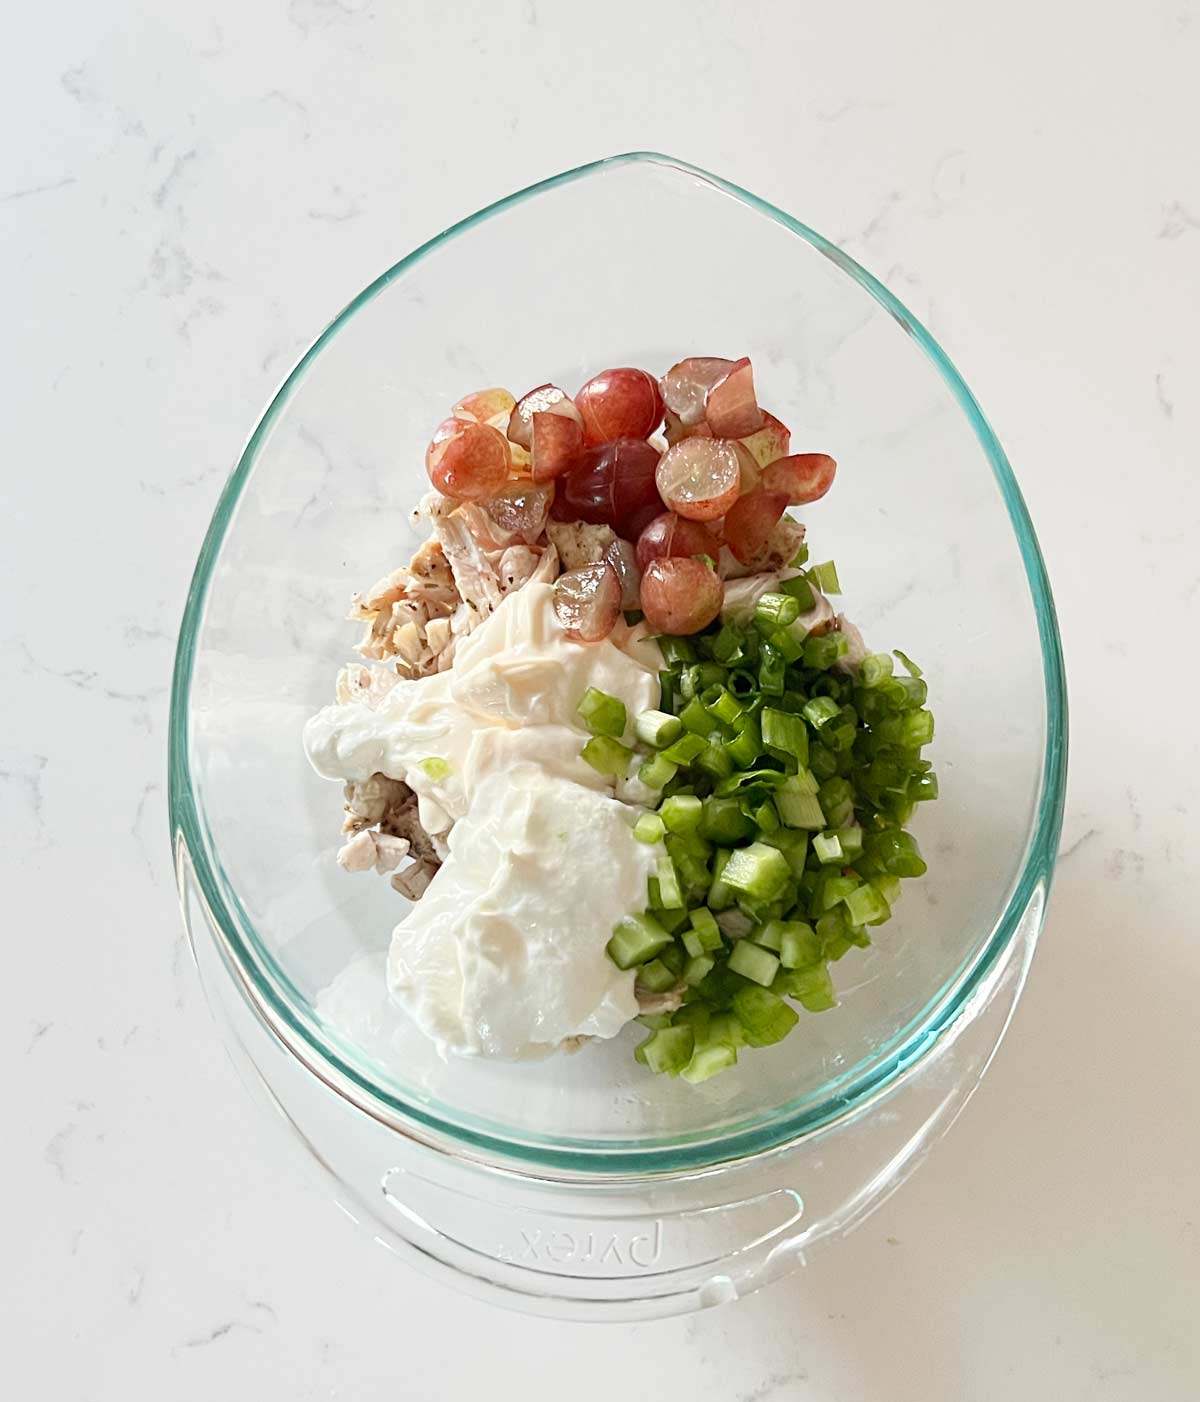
[[738, 410, 791, 468], [452, 388, 516, 431], [663, 407, 715, 445], [426, 417, 511, 501], [635, 512, 721, 571], [660, 357, 735, 427], [640, 558, 724, 635], [530, 410, 583, 482], [507, 384, 582, 450], [559, 438, 662, 533], [723, 489, 790, 566], [655, 438, 742, 521], [733, 441, 761, 495], [761, 452, 837, 504], [552, 563, 622, 642], [484, 481, 554, 543], [575, 368, 663, 443], [705, 357, 763, 438]]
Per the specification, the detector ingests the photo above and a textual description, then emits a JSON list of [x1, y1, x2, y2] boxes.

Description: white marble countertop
[[5, 2, 1199, 1397]]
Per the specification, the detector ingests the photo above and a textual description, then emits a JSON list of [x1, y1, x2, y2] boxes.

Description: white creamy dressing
[[304, 583, 661, 1059]]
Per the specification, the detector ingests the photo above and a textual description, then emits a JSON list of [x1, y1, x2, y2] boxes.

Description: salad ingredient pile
[[304, 354, 938, 1083]]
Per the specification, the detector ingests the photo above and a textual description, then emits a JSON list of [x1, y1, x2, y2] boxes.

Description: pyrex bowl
[[170, 152, 1066, 1319]]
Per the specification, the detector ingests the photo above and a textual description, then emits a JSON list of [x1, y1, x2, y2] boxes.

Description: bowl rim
[[169, 151, 1068, 1175]]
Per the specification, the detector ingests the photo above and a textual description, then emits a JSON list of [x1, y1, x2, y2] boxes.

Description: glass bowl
[[170, 152, 1066, 1318]]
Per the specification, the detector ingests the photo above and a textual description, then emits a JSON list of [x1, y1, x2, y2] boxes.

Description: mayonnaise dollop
[[303, 583, 661, 1059]]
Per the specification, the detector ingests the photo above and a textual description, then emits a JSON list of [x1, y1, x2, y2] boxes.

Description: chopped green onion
[[633, 812, 666, 844], [661, 732, 707, 765], [910, 772, 939, 802], [707, 849, 735, 910], [813, 830, 844, 864], [778, 573, 816, 609], [872, 874, 902, 905], [576, 687, 627, 738], [751, 797, 780, 832], [713, 767, 787, 797], [661, 794, 703, 835], [659, 668, 679, 712], [809, 560, 841, 594], [700, 796, 755, 846], [704, 686, 744, 726], [636, 1011, 671, 1031], [802, 695, 840, 729], [803, 633, 849, 669], [635, 709, 682, 748], [776, 776, 825, 830], [581, 735, 633, 777], [638, 753, 679, 790], [817, 776, 855, 829], [767, 623, 806, 663], [681, 1043, 737, 1084], [727, 668, 759, 699], [659, 636, 697, 666], [654, 855, 685, 909], [893, 648, 923, 677], [758, 645, 786, 696], [639, 1025, 695, 1075], [860, 653, 894, 687], [695, 741, 735, 781], [636, 958, 677, 993], [419, 757, 452, 781], [837, 823, 864, 857], [607, 913, 672, 969], [725, 721, 763, 769], [720, 843, 791, 903], [762, 707, 810, 765], [762, 827, 809, 873], [679, 696, 713, 736], [755, 592, 801, 628], [728, 939, 781, 987], [865, 829, 928, 877], [904, 709, 935, 746]]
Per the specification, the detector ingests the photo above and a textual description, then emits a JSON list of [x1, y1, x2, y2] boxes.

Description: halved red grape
[[640, 558, 724, 635], [705, 357, 763, 438], [575, 368, 664, 444], [603, 537, 642, 609], [623, 500, 665, 541], [738, 411, 791, 468], [452, 388, 516, 430], [655, 438, 742, 521], [484, 481, 554, 543], [635, 512, 721, 571], [552, 562, 622, 642], [559, 438, 662, 533], [530, 411, 584, 482], [660, 357, 735, 427], [426, 417, 511, 501], [733, 441, 761, 495], [723, 489, 790, 566], [663, 407, 715, 445], [761, 452, 837, 504], [507, 384, 582, 450]]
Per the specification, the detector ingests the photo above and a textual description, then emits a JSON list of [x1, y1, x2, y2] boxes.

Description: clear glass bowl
[[170, 152, 1066, 1316]]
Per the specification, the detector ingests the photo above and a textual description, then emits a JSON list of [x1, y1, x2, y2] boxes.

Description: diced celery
[[780, 921, 821, 969], [681, 1043, 737, 1083], [660, 794, 702, 835], [700, 795, 755, 846], [658, 942, 685, 976], [576, 687, 627, 738], [654, 855, 685, 909], [813, 830, 844, 864], [633, 812, 666, 844], [684, 954, 716, 986], [844, 882, 891, 927], [581, 735, 633, 776], [754, 919, 786, 952], [728, 939, 781, 987], [733, 986, 799, 1046], [776, 776, 825, 830], [640, 1025, 695, 1075], [787, 963, 836, 1011], [688, 907, 723, 950], [607, 913, 672, 969], [636, 958, 677, 993]]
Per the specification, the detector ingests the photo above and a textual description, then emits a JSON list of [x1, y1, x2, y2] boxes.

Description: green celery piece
[[780, 921, 821, 969], [661, 794, 703, 835], [728, 939, 781, 987], [576, 686, 627, 738], [639, 1025, 695, 1075], [636, 958, 677, 993], [633, 812, 666, 844], [681, 1043, 738, 1084], [607, 913, 672, 969]]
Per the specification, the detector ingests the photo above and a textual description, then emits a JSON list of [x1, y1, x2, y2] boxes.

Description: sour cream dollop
[[303, 583, 661, 1059]]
